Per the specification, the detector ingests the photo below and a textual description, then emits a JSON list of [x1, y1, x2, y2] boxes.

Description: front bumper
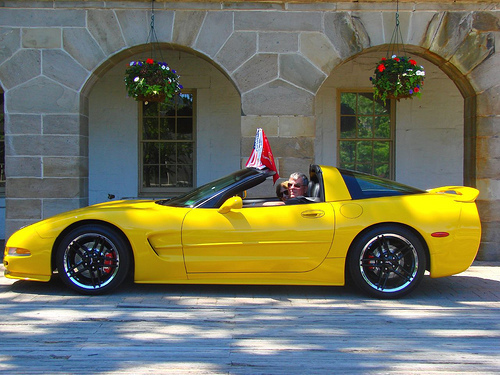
[[3, 225, 54, 282]]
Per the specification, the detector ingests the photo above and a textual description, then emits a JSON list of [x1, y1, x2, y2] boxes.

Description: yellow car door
[[182, 201, 335, 273]]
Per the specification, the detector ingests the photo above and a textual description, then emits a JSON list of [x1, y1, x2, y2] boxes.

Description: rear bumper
[[429, 203, 481, 278]]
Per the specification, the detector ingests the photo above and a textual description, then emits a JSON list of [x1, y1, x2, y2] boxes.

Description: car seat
[[307, 180, 321, 198]]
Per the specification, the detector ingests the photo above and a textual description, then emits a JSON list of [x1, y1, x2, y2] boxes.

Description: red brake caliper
[[368, 254, 375, 270], [103, 252, 114, 274]]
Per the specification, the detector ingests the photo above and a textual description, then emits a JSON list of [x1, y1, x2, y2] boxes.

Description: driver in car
[[285, 172, 310, 205], [263, 172, 310, 206]]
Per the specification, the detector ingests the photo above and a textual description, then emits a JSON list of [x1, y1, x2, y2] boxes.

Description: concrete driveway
[[0, 261, 499, 374]]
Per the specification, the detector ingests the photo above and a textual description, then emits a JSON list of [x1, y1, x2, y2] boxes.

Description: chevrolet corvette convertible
[[4, 165, 481, 298]]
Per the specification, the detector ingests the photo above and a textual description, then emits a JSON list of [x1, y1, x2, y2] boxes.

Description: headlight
[[7, 247, 31, 256]]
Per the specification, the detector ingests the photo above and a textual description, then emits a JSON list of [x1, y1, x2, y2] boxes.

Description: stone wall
[[0, 1, 498, 259]]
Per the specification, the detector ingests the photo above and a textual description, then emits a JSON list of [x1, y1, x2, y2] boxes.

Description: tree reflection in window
[[339, 92, 393, 179], [141, 92, 194, 192]]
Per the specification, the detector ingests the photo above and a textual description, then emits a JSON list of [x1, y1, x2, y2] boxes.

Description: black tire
[[348, 225, 426, 299], [56, 224, 131, 295]]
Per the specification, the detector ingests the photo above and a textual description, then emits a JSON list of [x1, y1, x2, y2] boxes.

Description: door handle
[[301, 210, 325, 218]]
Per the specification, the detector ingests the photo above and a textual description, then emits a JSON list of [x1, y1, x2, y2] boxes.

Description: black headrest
[[308, 181, 321, 198]]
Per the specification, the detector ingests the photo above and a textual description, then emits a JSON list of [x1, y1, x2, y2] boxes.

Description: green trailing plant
[[370, 55, 425, 104], [125, 58, 182, 102]]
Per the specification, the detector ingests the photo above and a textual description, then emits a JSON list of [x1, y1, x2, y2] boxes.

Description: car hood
[[28, 199, 183, 239], [47, 199, 161, 217]]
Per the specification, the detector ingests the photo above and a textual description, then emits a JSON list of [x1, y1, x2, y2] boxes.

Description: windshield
[[159, 168, 261, 207]]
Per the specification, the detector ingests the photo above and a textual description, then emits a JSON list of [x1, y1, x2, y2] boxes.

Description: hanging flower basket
[[370, 55, 425, 104], [124, 58, 183, 103]]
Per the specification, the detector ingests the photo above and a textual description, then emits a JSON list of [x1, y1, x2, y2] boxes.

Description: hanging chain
[[387, 0, 407, 58], [146, 0, 164, 61]]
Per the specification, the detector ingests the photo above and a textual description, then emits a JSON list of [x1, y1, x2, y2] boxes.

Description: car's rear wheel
[[348, 225, 426, 299], [56, 224, 130, 295]]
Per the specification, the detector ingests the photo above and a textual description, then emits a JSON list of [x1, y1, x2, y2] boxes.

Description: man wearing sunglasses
[[264, 172, 310, 206], [285, 172, 310, 205]]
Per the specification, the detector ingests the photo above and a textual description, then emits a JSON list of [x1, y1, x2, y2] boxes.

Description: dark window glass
[[141, 92, 194, 193], [340, 169, 424, 200]]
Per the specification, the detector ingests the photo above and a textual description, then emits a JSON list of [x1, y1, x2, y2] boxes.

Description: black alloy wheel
[[56, 224, 131, 295], [348, 225, 426, 299]]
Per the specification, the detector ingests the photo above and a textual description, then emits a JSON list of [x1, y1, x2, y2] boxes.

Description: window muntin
[[338, 91, 394, 179], [140, 92, 195, 195]]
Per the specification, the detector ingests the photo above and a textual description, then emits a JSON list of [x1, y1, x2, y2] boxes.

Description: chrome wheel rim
[[63, 233, 120, 290], [359, 233, 419, 293]]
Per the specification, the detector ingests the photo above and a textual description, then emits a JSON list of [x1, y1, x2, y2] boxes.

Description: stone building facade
[[0, 0, 498, 260]]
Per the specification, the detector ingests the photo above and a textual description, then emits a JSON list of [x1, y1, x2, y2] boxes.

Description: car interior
[[241, 164, 324, 207]]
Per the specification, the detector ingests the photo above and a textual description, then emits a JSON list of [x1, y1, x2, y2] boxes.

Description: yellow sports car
[[4, 165, 481, 298]]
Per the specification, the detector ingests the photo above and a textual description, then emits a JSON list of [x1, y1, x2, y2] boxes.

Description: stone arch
[[82, 42, 242, 203], [315, 47, 469, 189], [339, 44, 478, 187], [67, 7, 241, 102], [315, 10, 497, 189], [80, 42, 239, 100]]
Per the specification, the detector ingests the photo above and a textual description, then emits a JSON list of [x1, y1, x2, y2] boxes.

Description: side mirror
[[218, 196, 243, 214]]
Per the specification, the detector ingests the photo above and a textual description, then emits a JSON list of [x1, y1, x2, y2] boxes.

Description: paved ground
[[0, 261, 499, 374]]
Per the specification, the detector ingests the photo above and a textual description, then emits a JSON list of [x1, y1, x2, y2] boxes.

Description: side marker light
[[431, 232, 450, 238], [7, 248, 32, 256]]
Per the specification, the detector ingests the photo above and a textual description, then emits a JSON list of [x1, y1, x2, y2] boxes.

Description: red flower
[[381, 57, 387, 61], [409, 59, 417, 66], [394, 57, 400, 62], [414, 87, 420, 93], [146, 58, 154, 64], [377, 64, 386, 72]]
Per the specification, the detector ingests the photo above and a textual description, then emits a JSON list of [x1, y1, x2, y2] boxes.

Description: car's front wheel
[[56, 224, 131, 295], [348, 225, 426, 299]]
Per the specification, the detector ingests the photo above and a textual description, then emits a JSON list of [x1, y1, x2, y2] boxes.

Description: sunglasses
[[288, 183, 305, 188]]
